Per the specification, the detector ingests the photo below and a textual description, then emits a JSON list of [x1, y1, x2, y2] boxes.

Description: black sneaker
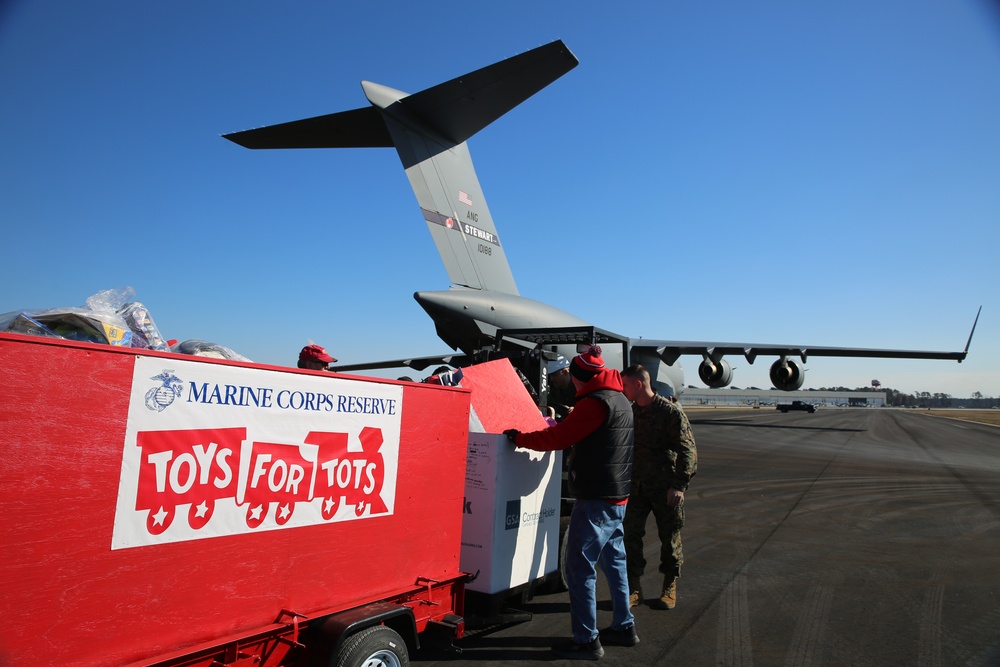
[[552, 637, 605, 660], [601, 623, 640, 647]]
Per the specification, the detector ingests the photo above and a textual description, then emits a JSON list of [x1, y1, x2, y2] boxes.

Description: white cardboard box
[[460, 432, 561, 594]]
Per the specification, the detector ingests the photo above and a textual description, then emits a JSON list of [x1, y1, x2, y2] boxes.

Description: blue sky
[[1, 1, 997, 398]]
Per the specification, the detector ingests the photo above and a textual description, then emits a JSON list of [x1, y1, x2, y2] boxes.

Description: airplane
[[224, 39, 979, 398]]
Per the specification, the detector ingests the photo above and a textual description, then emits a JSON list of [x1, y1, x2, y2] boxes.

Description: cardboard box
[[461, 431, 561, 593], [458, 359, 561, 594]]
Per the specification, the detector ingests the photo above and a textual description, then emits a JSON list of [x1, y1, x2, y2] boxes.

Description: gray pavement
[[416, 408, 1000, 666]]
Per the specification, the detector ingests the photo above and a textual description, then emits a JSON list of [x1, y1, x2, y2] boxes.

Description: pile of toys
[[0, 287, 250, 361]]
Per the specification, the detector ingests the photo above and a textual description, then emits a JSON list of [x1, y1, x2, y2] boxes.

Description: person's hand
[[667, 488, 684, 508], [503, 429, 519, 443]]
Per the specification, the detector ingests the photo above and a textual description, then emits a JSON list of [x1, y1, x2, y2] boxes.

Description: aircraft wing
[[329, 353, 472, 374], [631, 306, 979, 364], [496, 311, 977, 364], [628, 306, 979, 391], [629, 306, 982, 391], [630, 337, 975, 367]]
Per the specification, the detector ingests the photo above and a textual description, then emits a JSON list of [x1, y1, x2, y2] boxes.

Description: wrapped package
[[118, 301, 169, 351], [0, 307, 132, 346], [172, 339, 252, 362], [1, 313, 62, 339], [0, 287, 146, 348], [38, 311, 132, 346]]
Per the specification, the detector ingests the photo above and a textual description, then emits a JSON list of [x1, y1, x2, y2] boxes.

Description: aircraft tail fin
[[224, 41, 578, 294]]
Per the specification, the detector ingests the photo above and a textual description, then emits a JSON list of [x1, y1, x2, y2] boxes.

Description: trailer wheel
[[336, 625, 409, 667]]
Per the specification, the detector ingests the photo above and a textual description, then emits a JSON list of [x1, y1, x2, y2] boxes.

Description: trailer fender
[[315, 601, 418, 660]]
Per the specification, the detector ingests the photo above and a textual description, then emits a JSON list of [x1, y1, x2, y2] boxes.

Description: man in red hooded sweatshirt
[[504, 346, 637, 660]]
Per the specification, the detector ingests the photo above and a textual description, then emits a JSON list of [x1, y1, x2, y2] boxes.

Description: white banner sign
[[112, 357, 403, 550]]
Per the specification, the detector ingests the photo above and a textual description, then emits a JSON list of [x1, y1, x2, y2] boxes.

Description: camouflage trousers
[[623, 478, 685, 591]]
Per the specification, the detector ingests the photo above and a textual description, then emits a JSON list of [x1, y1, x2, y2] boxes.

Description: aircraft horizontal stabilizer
[[223, 106, 392, 149], [378, 39, 578, 145], [222, 40, 578, 151]]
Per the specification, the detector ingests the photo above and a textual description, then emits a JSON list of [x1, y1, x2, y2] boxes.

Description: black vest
[[568, 389, 634, 500]]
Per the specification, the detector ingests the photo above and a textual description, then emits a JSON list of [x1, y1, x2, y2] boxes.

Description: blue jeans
[[565, 498, 635, 643]]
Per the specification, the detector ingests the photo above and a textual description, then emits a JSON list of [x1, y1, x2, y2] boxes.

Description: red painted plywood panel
[[0, 334, 470, 666], [458, 358, 548, 434]]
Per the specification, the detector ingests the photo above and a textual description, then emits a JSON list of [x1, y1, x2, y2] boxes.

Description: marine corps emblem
[[145, 370, 184, 412]]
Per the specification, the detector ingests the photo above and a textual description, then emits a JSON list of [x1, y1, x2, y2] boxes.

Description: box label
[[505, 499, 521, 531]]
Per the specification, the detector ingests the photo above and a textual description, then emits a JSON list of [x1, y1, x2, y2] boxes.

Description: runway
[[416, 408, 1000, 665]]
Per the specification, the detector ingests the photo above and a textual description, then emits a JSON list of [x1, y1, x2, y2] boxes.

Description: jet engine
[[769, 358, 805, 391], [698, 358, 733, 388]]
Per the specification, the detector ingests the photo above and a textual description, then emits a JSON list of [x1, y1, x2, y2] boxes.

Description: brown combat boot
[[629, 588, 642, 608], [655, 578, 676, 610]]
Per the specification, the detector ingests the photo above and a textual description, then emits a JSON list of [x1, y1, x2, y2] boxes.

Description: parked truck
[[777, 400, 817, 413], [0, 332, 478, 666]]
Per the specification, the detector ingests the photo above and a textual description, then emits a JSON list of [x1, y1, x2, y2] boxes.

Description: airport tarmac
[[416, 408, 1000, 666]]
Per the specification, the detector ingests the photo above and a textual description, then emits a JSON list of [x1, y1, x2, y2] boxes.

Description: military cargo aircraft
[[224, 40, 978, 396]]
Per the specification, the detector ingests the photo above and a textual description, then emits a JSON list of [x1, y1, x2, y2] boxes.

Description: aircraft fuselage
[[414, 289, 590, 353]]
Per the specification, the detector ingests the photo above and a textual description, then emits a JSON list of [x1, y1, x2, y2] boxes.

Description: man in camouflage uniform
[[620, 364, 697, 610]]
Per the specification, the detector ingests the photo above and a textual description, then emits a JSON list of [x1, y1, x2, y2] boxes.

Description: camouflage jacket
[[631, 393, 697, 491]]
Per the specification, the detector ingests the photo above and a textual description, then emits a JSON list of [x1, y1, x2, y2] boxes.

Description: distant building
[[679, 388, 886, 408]]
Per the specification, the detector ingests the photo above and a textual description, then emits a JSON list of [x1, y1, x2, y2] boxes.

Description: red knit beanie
[[570, 345, 605, 382]]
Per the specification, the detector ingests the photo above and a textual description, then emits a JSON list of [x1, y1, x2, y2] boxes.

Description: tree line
[[816, 386, 999, 409]]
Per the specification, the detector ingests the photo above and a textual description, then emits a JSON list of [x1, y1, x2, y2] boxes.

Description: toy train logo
[[132, 426, 389, 537]]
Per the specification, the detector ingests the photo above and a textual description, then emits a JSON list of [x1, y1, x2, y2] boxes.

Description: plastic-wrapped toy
[[0, 313, 62, 339], [0, 288, 133, 347], [118, 301, 169, 351], [171, 339, 252, 362]]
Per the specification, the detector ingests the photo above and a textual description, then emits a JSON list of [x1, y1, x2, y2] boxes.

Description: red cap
[[299, 344, 337, 363]]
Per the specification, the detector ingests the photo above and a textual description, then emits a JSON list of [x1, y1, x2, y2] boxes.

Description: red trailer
[[0, 332, 472, 666]]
